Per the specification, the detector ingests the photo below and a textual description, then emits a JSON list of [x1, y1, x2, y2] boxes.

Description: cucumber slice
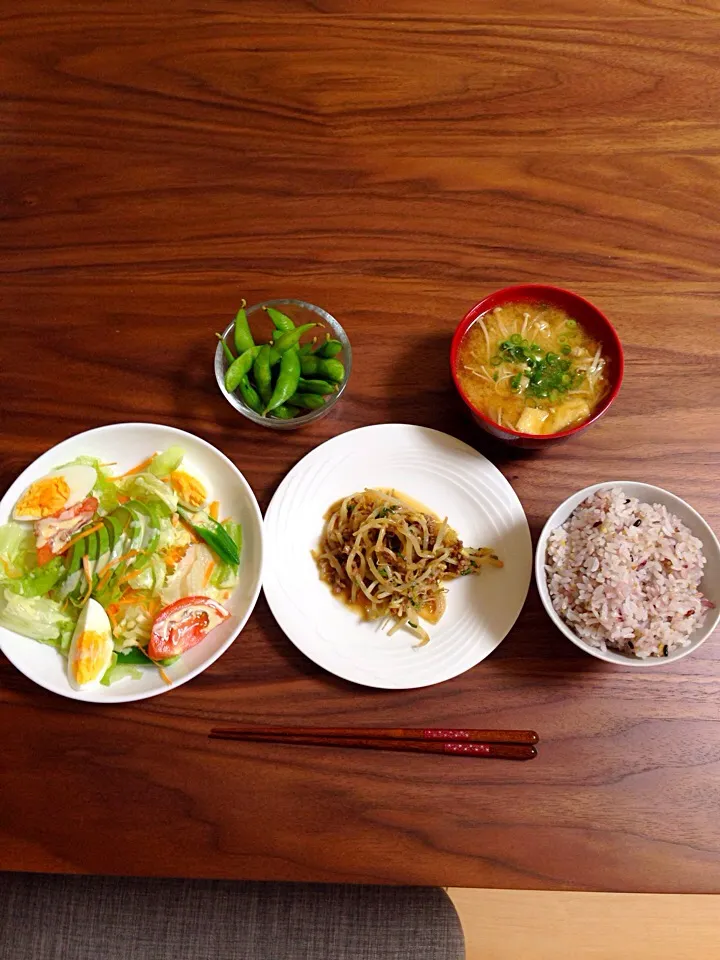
[[57, 540, 86, 599], [108, 500, 148, 587], [107, 507, 132, 566], [86, 523, 110, 583]]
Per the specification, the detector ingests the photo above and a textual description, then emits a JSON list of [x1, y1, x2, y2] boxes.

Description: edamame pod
[[238, 375, 263, 414], [299, 356, 345, 383], [298, 340, 317, 357], [265, 349, 301, 414], [316, 338, 342, 359], [216, 333, 235, 364], [287, 391, 326, 410], [233, 299, 255, 354], [224, 345, 261, 393], [264, 306, 295, 332], [274, 323, 317, 354], [297, 377, 337, 395], [253, 344, 273, 406], [270, 404, 297, 420]]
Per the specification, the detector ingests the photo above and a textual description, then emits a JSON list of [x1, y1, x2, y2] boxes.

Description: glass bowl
[[214, 298, 352, 430]]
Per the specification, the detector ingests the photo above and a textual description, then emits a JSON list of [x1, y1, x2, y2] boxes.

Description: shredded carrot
[[115, 592, 145, 607], [209, 501, 219, 520], [106, 603, 120, 634], [179, 517, 201, 543], [81, 555, 93, 605], [116, 569, 141, 588], [203, 560, 215, 587], [95, 550, 141, 594], [116, 494, 130, 504], [56, 522, 104, 557], [96, 549, 140, 582], [113, 455, 156, 479]]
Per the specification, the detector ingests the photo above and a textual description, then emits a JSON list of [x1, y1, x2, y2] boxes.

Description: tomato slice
[[148, 596, 230, 659], [35, 496, 99, 564]]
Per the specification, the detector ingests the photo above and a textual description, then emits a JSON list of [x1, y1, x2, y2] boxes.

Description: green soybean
[[253, 344, 273, 406], [288, 391, 326, 410], [216, 333, 235, 364], [297, 377, 337, 395], [274, 323, 317, 354], [238, 375, 263, 414], [298, 340, 317, 357], [300, 356, 345, 383], [270, 404, 297, 420], [316, 338, 343, 359], [265, 349, 301, 414], [233, 299, 255, 354], [264, 306, 295, 332], [224, 345, 261, 393]]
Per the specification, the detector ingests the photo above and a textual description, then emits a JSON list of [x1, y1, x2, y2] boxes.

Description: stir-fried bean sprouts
[[313, 489, 503, 646]]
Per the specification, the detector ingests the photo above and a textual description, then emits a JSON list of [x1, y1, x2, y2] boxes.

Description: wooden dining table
[[2, 0, 719, 893]]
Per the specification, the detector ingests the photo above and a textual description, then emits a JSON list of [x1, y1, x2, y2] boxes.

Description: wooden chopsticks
[[208, 726, 539, 761]]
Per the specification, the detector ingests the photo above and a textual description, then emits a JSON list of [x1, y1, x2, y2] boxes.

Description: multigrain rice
[[546, 487, 712, 658]]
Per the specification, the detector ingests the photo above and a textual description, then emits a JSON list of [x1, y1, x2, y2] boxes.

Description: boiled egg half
[[14, 464, 97, 522], [67, 598, 114, 690], [169, 463, 209, 511]]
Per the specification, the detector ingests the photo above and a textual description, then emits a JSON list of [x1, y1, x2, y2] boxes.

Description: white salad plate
[[536, 481, 720, 666], [263, 424, 532, 688], [0, 422, 263, 702]]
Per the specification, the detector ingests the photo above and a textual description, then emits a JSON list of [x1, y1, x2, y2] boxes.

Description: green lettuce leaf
[[0, 590, 75, 650], [6, 557, 64, 598], [0, 522, 36, 578], [100, 655, 144, 686], [120, 473, 177, 514], [148, 446, 185, 477]]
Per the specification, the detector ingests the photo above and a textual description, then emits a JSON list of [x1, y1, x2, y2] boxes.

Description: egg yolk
[[170, 470, 206, 509], [71, 631, 108, 685], [15, 477, 70, 519]]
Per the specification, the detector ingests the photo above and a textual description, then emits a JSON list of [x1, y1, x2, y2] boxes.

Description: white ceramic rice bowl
[[535, 481, 720, 666]]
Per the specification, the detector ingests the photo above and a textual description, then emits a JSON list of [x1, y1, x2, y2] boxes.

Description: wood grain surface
[[1, 0, 719, 891]]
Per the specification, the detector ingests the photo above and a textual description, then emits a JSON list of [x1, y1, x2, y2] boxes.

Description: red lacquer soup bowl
[[450, 284, 624, 449]]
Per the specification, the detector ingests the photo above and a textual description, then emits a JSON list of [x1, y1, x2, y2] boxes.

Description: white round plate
[[263, 424, 531, 688], [0, 422, 263, 702], [535, 481, 720, 666]]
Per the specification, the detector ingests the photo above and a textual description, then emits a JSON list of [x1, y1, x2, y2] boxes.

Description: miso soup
[[456, 302, 609, 435]]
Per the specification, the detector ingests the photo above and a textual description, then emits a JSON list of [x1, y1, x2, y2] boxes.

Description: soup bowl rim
[[450, 283, 624, 441]]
